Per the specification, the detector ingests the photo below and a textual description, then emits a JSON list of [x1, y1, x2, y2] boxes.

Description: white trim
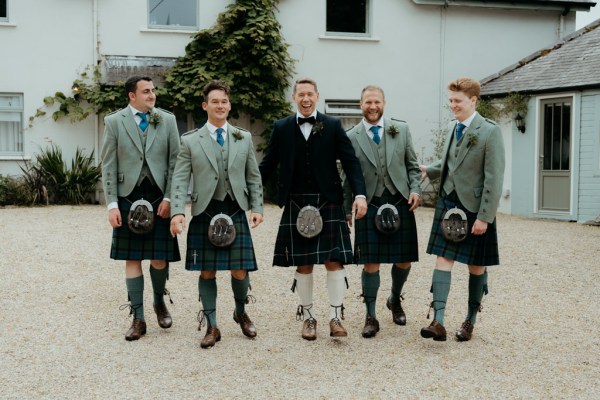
[[0, 22, 16, 27], [140, 28, 197, 35], [319, 34, 380, 42]]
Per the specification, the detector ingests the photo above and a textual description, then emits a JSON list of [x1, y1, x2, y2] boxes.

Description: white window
[[0, 0, 8, 22], [326, 0, 370, 36], [148, 0, 198, 30], [325, 100, 362, 130], [0, 94, 24, 156]]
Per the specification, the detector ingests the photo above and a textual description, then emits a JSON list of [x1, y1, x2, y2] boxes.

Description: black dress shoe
[[455, 320, 474, 342], [420, 320, 447, 341], [125, 319, 147, 341], [153, 303, 172, 329], [386, 298, 407, 326], [201, 326, 221, 349], [361, 316, 380, 338], [233, 311, 257, 338]]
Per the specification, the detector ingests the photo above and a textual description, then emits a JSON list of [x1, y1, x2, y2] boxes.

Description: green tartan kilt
[[110, 180, 181, 262], [273, 194, 354, 267], [185, 197, 257, 271], [426, 192, 499, 266], [354, 191, 419, 264]]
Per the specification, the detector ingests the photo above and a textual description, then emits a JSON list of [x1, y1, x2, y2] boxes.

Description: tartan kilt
[[354, 191, 419, 264], [426, 192, 499, 266], [273, 194, 353, 267], [110, 180, 181, 261], [185, 197, 257, 271]]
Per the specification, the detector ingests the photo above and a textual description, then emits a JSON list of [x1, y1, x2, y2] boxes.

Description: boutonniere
[[387, 125, 399, 137], [311, 121, 324, 136], [466, 133, 478, 147], [149, 112, 161, 128], [232, 129, 243, 141]]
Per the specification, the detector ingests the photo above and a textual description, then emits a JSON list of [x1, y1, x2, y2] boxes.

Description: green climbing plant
[[478, 92, 530, 121]]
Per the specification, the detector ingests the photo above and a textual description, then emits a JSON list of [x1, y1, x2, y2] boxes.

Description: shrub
[[0, 174, 38, 206]]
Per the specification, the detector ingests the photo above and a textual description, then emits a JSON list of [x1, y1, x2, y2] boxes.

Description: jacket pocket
[[474, 187, 483, 198]]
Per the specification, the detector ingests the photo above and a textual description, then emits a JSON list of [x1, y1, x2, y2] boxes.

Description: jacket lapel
[[454, 114, 483, 168], [144, 108, 158, 151], [356, 124, 377, 167], [384, 119, 398, 168], [198, 126, 218, 173], [120, 108, 144, 154], [227, 127, 239, 170]]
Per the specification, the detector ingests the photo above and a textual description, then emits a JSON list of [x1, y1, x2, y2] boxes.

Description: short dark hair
[[448, 77, 480, 99], [125, 76, 152, 98], [293, 78, 318, 94], [202, 80, 231, 102]]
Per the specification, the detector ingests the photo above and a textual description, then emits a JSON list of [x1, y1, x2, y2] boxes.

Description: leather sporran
[[374, 203, 400, 235], [208, 213, 236, 247], [296, 205, 323, 239], [127, 199, 155, 235], [441, 207, 468, 243]]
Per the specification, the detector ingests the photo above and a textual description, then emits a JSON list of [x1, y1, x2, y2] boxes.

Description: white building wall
[[0, 0, 578, 186], [578, 91, 600, 223]]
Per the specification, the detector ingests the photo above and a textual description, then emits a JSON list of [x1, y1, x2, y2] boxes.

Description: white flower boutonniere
[[149, 112, 161, 128], [387, 125, 399, 138], [232, 129, 243, 141], [311, 121, 324, 136]]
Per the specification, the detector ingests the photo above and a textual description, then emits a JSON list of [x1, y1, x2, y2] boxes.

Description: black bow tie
[[298, 116, 316, 125]]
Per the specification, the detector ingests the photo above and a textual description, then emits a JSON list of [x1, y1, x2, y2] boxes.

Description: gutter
[[411, 0, 595, 12]]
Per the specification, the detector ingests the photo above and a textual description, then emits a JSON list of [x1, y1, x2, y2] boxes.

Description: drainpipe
[[93, 0, 99, 167]]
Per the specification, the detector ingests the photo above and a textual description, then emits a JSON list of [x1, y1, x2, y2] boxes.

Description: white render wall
[[0, 0, 577, 183]]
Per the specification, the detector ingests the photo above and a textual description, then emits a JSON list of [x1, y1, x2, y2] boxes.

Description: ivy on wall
[[33, 0, 295, 143], [477, 92, 530, 121]]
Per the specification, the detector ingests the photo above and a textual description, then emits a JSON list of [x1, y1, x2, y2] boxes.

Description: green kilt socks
[[125, 275, 145, 321], [362, 270, 380, 318]]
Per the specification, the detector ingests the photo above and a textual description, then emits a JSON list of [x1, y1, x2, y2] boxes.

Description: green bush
[[30, 145, 101, 204], [0, 174, 38, 206]]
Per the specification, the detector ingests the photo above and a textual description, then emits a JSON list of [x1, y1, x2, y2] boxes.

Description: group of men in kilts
[[101, 76, 504, 347]]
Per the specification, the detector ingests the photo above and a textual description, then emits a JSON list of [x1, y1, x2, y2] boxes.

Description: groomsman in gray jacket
[[170, 80, 264, 349], [101, 76, 181, 341], [344, 85, 421, 338]]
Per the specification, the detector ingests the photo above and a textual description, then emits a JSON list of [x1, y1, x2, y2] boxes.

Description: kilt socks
[[197, 273, 255, 348], [125, 275, 145, 321], [422, 269, 488, 342], [293, 269, 348, 339]]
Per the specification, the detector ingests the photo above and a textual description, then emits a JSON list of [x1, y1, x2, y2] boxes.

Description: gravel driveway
[[1, 204, 598, 399]]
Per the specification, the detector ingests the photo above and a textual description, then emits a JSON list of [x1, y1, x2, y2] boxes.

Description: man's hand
[[471, 219, 488, 235], [249, 212, 263, 228], [408, 193, 421, 212], [419, 165, 427, 180], [353, 197, 368, 220], [157, 200, 171, 219], [108, 208, 122, 228], [170, 214, 186, 237]]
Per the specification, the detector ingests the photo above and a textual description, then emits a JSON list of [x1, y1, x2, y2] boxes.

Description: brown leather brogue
[[233, 311, 257, 338], [455, 320, 474, 342], [125, 319, 147, 341], [301, 318, 317, 341], [153, 303, 172, 329], [329, 318, 348, 338], [386, 298, 407, 326], [420, 320, 447, 341], [361, 316, 380, 338], [200, 326, 221, 349]]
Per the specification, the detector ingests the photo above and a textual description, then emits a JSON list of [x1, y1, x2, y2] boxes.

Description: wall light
[[515, 113, 526, 133]]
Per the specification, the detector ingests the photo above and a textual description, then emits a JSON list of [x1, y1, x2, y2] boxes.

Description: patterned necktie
[[456, 123, 466, 142], [370, 125, 381, 145], [137, 112, 148, 132], [216, 127, 225, 146]]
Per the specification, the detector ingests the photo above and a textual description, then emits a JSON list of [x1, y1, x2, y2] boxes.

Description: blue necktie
[[216, 128, 225, 146], [137, 112, 148, 132], [370, 125, 381, 145], [456, 123, 466, 142]]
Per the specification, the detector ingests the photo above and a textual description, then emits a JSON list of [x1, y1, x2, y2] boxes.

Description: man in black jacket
[[260, 78, 367, 340]]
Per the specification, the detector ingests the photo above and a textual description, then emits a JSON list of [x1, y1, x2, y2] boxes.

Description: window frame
[[325, 99, 362, 130], [0, 93, 24, 157], [325, 0, 371, 37], [0, 0, 8, 23], [147, 0, 199, 31]]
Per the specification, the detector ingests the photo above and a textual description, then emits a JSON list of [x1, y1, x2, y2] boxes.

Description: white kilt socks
[[294, 271, 314, 320], [327, 269, 346, 320]]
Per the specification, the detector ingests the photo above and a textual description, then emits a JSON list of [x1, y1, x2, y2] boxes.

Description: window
[[326, 0, 369, 35], [542, 99, 571, 171], [0, 0, 7, 22], [325, 100, 362, 130], [148, 0, 198, 30], [0, 94, 24, 156]]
